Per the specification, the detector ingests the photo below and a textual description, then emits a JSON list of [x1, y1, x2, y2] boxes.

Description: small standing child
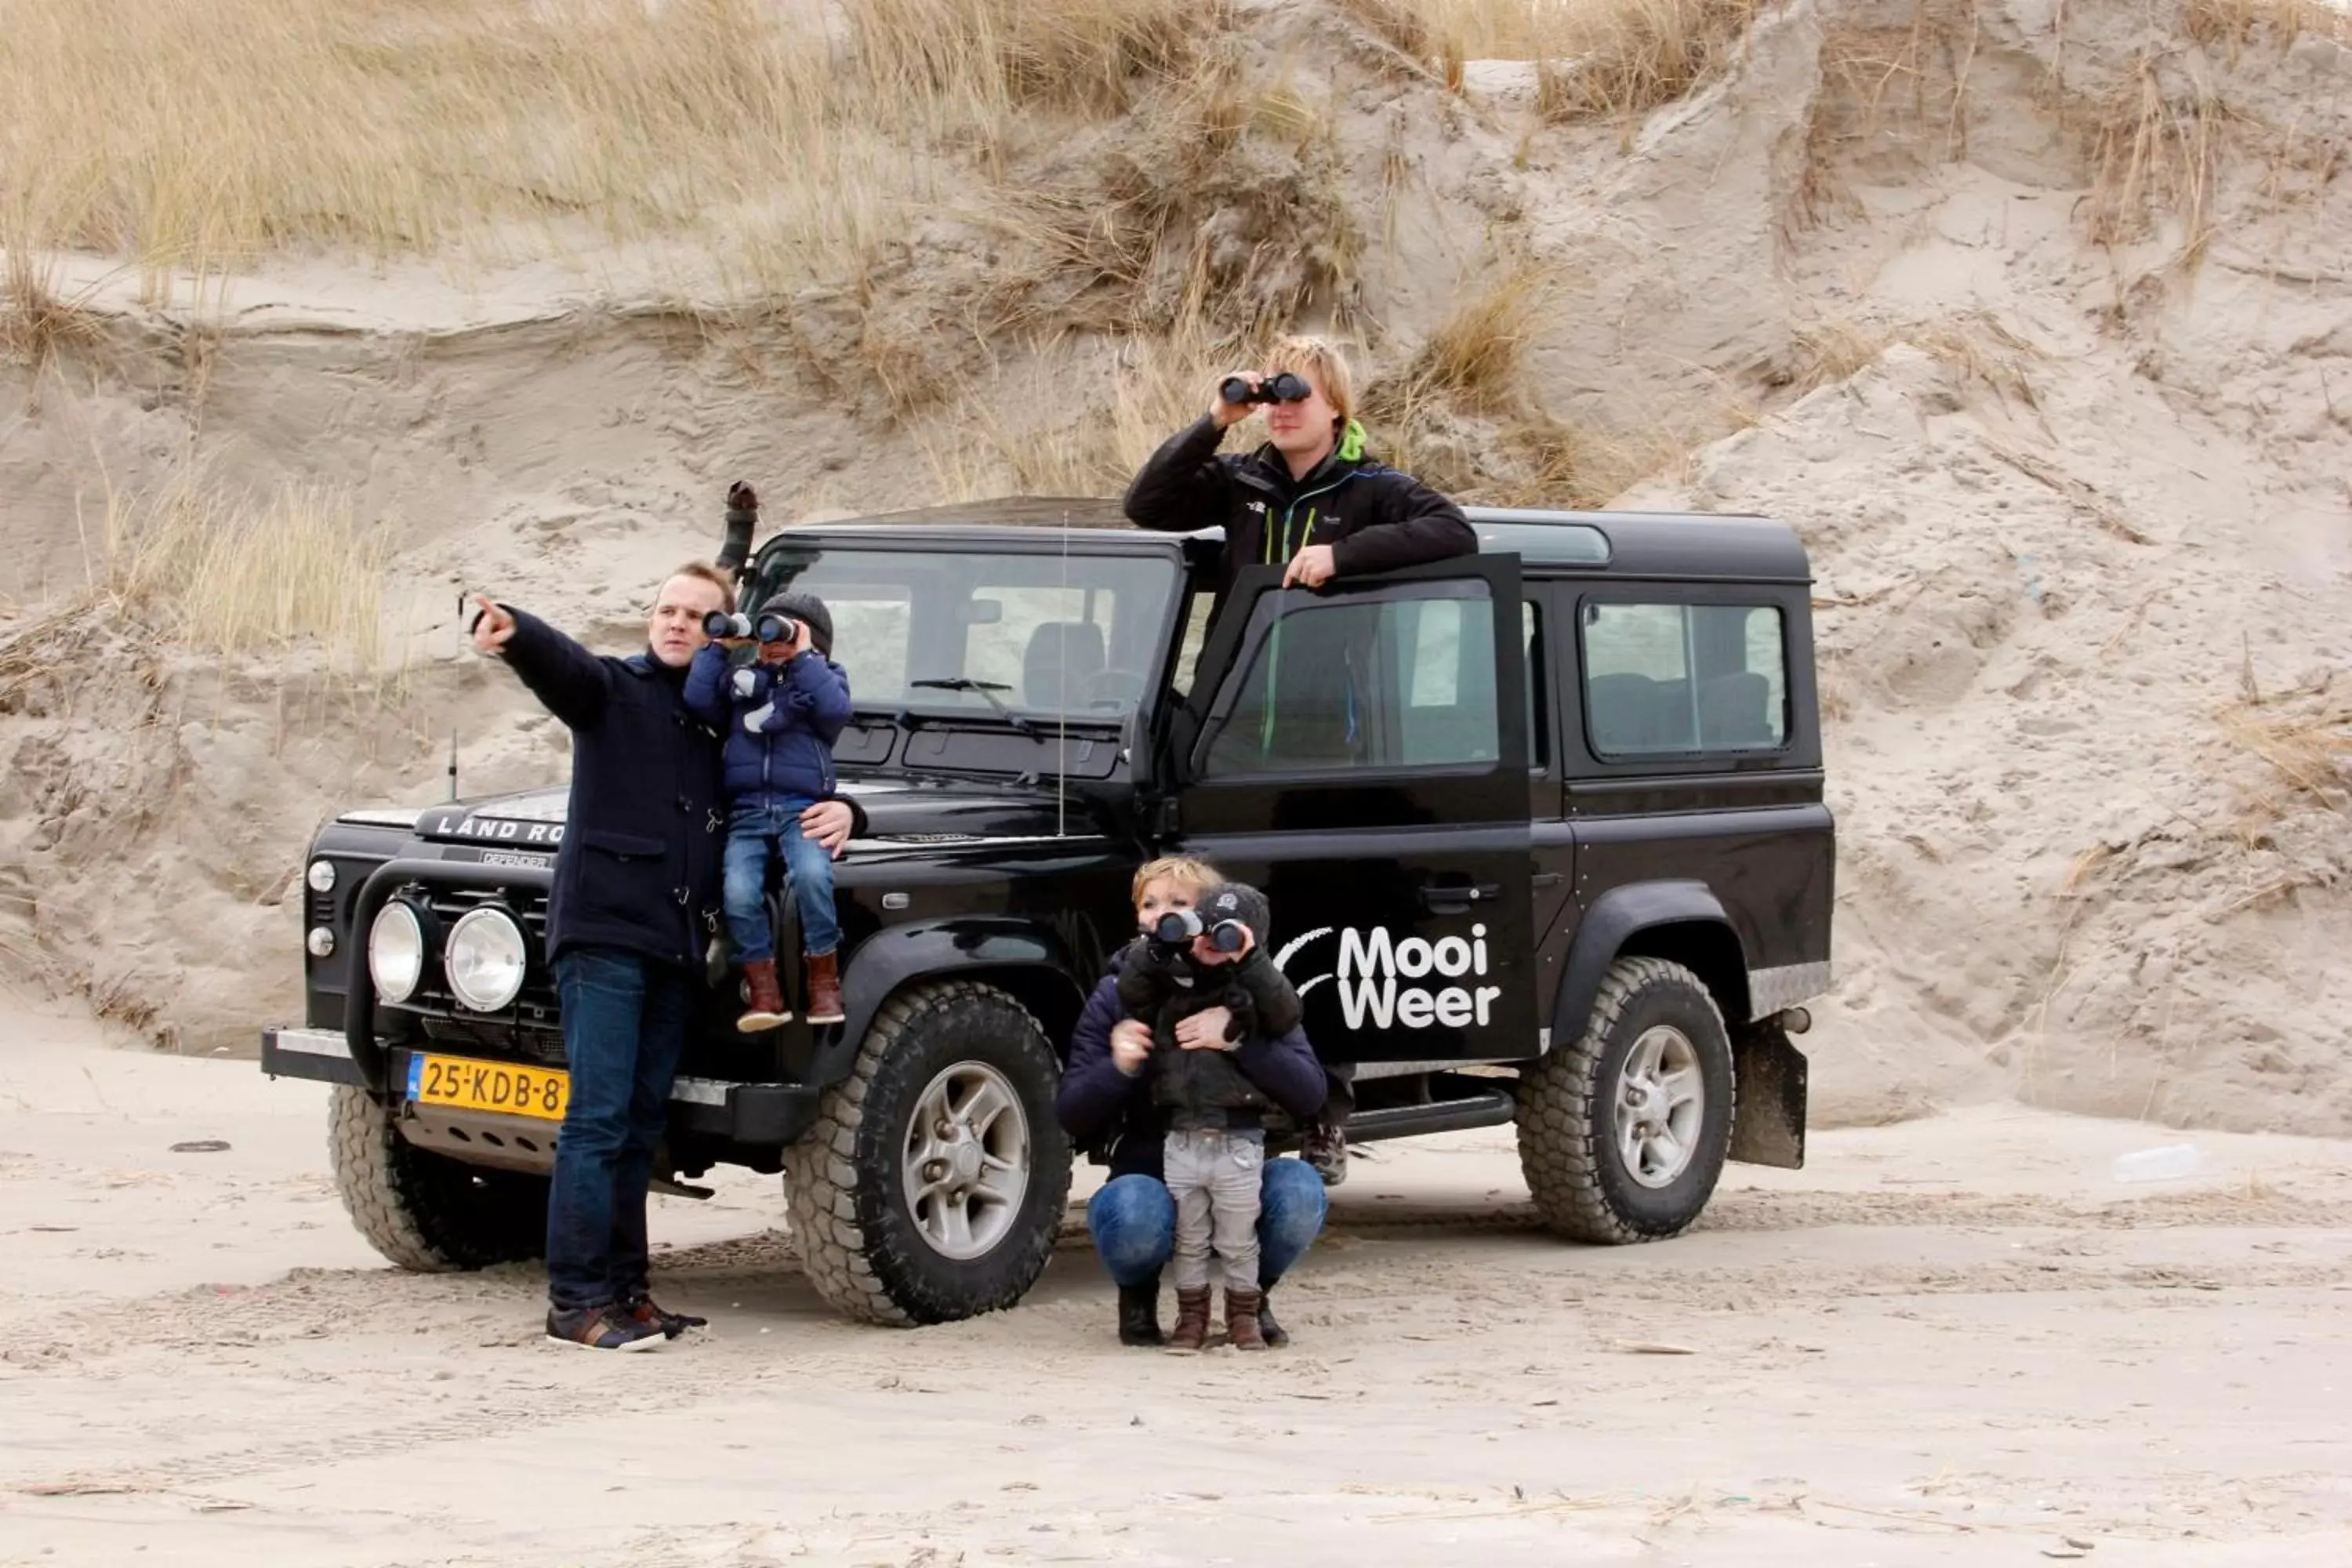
[[1116, 880, 1302, 1352], [684, 593, 851, 1031]]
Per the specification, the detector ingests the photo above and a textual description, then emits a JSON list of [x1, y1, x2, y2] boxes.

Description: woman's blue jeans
[[1085, 1158, 1328, 1290]]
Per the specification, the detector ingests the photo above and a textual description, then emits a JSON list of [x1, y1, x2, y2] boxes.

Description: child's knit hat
[[771, 590, 834, 656], [1197, 881, 1272, 946]]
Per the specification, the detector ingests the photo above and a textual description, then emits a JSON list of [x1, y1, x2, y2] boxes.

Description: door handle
[[1418, 881, 1501, 913]]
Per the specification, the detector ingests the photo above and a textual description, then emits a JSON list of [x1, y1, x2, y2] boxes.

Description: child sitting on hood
[[683, 592, 851, 1032]]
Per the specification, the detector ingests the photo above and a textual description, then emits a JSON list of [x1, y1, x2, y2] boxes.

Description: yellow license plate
[[406, 1053, 569, 1122]]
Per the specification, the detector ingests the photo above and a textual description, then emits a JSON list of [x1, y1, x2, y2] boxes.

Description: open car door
[[1170, 554, 1537, 1065]]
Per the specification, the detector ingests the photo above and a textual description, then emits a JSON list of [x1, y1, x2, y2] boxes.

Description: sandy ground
[[5, 1012, 2350, 1568]]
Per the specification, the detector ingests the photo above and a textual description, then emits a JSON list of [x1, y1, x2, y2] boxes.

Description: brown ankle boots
[[1163, 1286, 1270, 1352], [1223, 1287, 1267, 1352], [738, 953, 844, 1033], [805, 950, 844, 1025], [737, 958, 789, 1032], [1165, 1287, 1213, 1353]]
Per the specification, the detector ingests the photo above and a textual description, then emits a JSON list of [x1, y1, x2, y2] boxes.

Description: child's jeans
[[1163, 1127, 1265, 1291], [721, 798, 840, 964]]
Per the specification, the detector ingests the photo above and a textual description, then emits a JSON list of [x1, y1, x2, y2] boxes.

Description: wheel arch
[[1551, 881, 1750, 1051], [824, 919, 1090, 1085]]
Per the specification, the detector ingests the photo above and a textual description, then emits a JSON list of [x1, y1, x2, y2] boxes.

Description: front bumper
[[260, 1027, 819, 1149]]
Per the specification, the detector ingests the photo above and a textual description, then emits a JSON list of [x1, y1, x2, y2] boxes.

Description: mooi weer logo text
[[1275, 924, 1501, 1030]]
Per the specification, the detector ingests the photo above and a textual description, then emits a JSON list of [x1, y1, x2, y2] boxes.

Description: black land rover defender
[[263, 495, 1831, 1325]]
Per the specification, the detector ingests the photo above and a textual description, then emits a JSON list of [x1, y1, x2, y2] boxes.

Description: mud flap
[[1730, 1021, 1807, 1169]]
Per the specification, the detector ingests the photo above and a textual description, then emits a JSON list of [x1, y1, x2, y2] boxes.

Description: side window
[[1581, 601, 1787, 756], [1523, 599, 1547, 768], [1201, 584, 1499, 775]]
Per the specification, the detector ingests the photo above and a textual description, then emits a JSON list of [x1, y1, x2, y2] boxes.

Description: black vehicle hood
[[390, 777, 1092, 848]]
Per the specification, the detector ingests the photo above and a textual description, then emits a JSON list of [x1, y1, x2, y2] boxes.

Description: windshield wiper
[[907, 677, 1041, 740]]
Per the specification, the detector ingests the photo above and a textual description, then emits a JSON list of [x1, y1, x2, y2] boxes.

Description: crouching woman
[[1054, 858, 1331, 1348]]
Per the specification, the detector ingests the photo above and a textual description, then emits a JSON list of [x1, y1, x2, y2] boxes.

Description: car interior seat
[[1698, 670, 1777, 748], [1022, 620, 1107, 710], [1586, 671, 1664, 753]]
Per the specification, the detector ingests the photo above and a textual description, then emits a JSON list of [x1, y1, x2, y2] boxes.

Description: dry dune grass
[[82, 456, 394, 670], [2186, 0, 2352, 49], [2220, 691, 2352, 820], [1384, 263, 1558, 416], [0, 252, 107, 375], [1342, 0, 1761, 119], [848, 0, 1206, 122], [0, 0, 1203, 287], [926, 310, 1257, 496], [0, 457, 394, 710], [1771, 307, 2044, 408]]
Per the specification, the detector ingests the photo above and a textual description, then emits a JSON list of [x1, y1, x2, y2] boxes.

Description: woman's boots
[[1118, 1282, 1164, 1347]]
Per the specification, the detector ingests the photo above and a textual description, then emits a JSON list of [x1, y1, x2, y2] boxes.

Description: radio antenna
[[448, 730, 459, 802], [1056, 507, 1069, 839]]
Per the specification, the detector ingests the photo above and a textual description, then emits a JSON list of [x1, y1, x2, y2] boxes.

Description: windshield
[[743, 543, 1181, 721]]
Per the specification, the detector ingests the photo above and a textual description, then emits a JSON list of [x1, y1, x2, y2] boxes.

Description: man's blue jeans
[[546, 947, 694, 1311], [1086, 1158, 1328, 1290], [722, 799, 840, 963]]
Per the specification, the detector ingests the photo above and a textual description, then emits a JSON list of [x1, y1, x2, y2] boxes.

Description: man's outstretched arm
[[470, 593, 612, 731]]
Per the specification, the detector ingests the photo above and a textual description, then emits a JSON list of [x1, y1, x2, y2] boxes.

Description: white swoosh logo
[[1274, 926, 1334, 972]]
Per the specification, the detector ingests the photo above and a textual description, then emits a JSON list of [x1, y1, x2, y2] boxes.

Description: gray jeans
[[1163, 1127, 1265, 1291]]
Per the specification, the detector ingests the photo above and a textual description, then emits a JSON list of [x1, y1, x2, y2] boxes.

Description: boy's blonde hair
[[1131, 855, 1221, 909], [1265, 334, 1356, 429]]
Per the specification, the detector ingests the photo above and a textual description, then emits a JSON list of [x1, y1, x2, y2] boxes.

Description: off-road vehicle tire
[[328, 1084, 549, 1270], [1516, 956, 1737, 1244], [783, 981, 1072, 1326]]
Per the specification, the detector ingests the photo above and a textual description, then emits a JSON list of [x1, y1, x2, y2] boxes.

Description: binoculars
[[1149, 908, 1250, 953], [1219, 372, 1312, 406], [704, 609, 800, 644]]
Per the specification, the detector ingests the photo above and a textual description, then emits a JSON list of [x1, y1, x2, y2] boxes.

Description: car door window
[[1200, 582, 1499, 775], [1523, 598, 1546, 768], [1581, 601, 1787, 755]]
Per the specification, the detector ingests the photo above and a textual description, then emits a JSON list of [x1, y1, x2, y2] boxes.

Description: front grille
[[419, 1014, 568, 1065]]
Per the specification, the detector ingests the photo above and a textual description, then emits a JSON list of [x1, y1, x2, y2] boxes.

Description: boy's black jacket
[[1055, 949, 1327, 1179], [1117, 943, 1306, 1131]]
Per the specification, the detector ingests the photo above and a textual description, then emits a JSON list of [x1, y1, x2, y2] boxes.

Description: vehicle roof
[[775, 497, 1809, 581]]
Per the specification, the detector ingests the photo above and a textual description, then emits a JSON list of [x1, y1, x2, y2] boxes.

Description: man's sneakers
[[546, 1294, 710, 1350], [1302, 1121, 1349, 1187], [619, 1292, 709, 1339], [545, 1304, 666, 1352]]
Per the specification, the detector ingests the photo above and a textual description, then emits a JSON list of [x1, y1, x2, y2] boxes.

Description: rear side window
[[1581, 601, 1787, 755]]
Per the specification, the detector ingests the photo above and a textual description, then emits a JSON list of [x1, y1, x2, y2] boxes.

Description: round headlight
[[445, 908, 528, 1013], [306, 859, 337, 893], [368, 902, 425, 1004]]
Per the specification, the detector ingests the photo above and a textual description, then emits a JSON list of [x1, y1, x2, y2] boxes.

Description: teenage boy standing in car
[[470, 570, 860, 1352], [1122, 336, 1479, 1182]]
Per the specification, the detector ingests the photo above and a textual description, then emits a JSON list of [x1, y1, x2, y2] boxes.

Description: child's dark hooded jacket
[[683, 644, 851, 809]]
